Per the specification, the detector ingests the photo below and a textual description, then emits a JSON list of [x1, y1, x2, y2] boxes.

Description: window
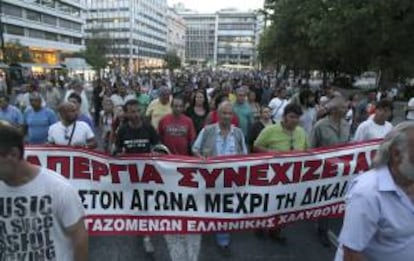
[[43, 15, 57, 26], [57, 3, 80, 17], [29, 29, 45, 39], [73, 38, 82, 45], [45, 32, 58, 41], [60, 19, 81, 31], [3, 4, 23, 17], [5, 24, 25, 36], [26, 10, 42, 22], [42, 0, 55, 8], [60, 35, 71, 43]]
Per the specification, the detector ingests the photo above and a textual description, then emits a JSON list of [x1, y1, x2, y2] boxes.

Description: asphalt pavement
[[90, 221, 337, 261]]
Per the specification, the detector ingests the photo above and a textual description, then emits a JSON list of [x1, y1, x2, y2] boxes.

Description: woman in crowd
[[249, 106, 274, 151], [248, 90, 261, 122], [185, 90, 210, 134]]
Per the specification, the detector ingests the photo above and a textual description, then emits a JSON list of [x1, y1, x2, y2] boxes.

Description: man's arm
[[192, 128, 205, 158], [252, 126, 271, 153], [65, 218, 88, 261], [84, 123, 98, 149], [343, 246, 366, 261], [86, 138, 97, 149]]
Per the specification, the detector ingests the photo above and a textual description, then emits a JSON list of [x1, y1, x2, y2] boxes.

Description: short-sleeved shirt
[[0, 105, 23, 126], [24, 107, 58, 144], [407, 98, 414, 120], [268, 97, 288, 122], [309, 117, 350, 148], [136, 93, 151, 115], [254, 123, 308, 151], [0, 167, 85, 261], [334, 167, 414, 261], [233, 102, 253, 138], [158, 114, 196, 155], [116, 123, 159, 154], [48, 121, 95, 146], [353, 118, 393, 142], [146, 98, 172, 130], [78, 114, 95, 131]]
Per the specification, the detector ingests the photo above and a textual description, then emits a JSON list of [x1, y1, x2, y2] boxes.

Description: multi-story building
[[180, 12, 216, 66], [166, 7, 185, 65], [0, 0, 84, 70], [85, 0, 168, 72], [179, 8, 263, 68], [216, 9, 263, 68]]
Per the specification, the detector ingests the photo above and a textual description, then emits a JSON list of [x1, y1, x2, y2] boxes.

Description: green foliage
[[259, 0, 414, 83], [3, 40, 33, 64], [164, 50, 181, 71], [77, 31, 111, 72]]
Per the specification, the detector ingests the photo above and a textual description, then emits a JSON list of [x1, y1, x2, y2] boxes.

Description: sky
[[168, 0, 265, 13]]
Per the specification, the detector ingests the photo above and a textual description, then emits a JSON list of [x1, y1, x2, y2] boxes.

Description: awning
[[63, 58, 92, 70], [14, 63, 63, 69]]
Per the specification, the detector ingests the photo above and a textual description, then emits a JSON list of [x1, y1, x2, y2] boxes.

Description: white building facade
[[1, 0, 84, 69], [166, 8, 185, 65], [85, 0, 168, 72], [179, 8, 263, 68]]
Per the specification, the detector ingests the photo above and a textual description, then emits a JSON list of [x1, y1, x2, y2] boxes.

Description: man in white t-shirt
[[0, 121, 88, 261], [110, 84, 135, 110], [48, 102, 97, 148], [354, 99, 393, 142], [268, 87, 289, 122], [406, 97, 414, 120]]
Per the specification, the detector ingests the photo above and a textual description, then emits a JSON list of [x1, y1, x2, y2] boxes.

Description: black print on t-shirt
[[0, 195, 56, 261]]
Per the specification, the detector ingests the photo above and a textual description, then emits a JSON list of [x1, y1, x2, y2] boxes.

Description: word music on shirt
[[24, 141, 380, 235]]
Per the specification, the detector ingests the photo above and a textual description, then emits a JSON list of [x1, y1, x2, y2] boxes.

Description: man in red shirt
[[158, 96, 196, 155], [158, 96, 201, 261]]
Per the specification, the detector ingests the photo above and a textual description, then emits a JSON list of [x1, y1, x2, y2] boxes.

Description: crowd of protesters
[[0, 69, 408, 261]]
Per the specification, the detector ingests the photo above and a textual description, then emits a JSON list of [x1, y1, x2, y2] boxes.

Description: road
[[90, 222, 337, 261]]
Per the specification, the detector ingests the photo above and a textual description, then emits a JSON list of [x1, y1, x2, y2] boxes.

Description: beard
[[399, 154, 414, 181]]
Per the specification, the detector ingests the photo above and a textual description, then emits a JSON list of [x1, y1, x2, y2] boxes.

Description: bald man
[[48, 102, 97, 148]]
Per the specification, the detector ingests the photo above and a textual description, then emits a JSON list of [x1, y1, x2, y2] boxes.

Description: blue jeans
[[215, 233, 230, 247]]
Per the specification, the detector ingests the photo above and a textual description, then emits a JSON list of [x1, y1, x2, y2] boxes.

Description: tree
[[3, 40, 33, 64], [164, 50, 181, 71], [76, 30, 111, 73], [259, 0, 414, 86]]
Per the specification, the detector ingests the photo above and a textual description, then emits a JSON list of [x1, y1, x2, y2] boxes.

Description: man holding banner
[[253, 103, 308, 243], [335, 122, 414, 261], [309, 96, 350, 247], [192, 100, 248, 257], [0, 121, 88, 261]]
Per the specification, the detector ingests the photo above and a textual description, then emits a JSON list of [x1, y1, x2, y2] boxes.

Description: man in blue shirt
[[0, 94, 23, 127], [335, 122, 414, 261], [24, 92, 58, 144]]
